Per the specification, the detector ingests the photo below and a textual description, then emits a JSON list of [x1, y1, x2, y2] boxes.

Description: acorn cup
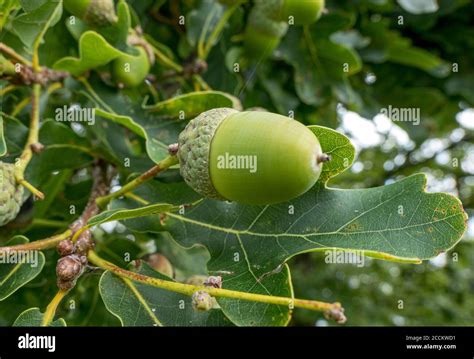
[[63, 0, 118, 27], [0, 162, 24, 227], [111, 46, 152, 88], [177, 109, 330, 205]]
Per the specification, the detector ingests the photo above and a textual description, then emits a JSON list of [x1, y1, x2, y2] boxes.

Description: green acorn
[[111, 46, 151, 88], [177, 109, 329, 205], [0, 162, 24, 227], [255, 0, 325, 25], [63, 0, 118, 27], [244, 6, 288, 60], [145, 253, 174, 278]]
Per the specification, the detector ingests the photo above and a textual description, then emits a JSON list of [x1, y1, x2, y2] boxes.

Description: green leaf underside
[[95, 91, 242, 163], [13, 308, 66, 327], [99, 262, 232, 326], [0, 236, 45, 301]]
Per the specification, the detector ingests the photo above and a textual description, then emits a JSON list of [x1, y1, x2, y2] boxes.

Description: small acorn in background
[[244, 7, 288, 60], [256, 0, 325, 25], [244, 0, 325, 59], [177, 108, 330, 205], [144, 253, 174, 278], [111, 35, 155, 88], [184, 275, 208, 286], [63, 0, 118, 27], [112, 46, 151, 88]]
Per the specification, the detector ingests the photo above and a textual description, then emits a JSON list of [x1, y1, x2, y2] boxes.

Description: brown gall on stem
[[144, 253, 174, 278], [56, 254, 84, 282], [191, 291, 214, 312], [75, 230, 94, 255], [168, 143, 179, 156], [323, 304, 347, 324], [57, 278, 76, 291], [30, 142, 45, 154], [204, 276, 222, 289], [57, 239, 74, 256]]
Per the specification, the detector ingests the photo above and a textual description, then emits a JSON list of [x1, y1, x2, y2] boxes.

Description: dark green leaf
[[0, 236, 45, 301], [13, 308, 66, 326]]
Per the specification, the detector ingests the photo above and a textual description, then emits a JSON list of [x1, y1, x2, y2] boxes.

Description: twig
[[31, 3, 61, 72], [0, 230, 72, 252], [88, 250, 345, 319], [11, 96, 30, 117], [149, 2, 184, 35], [31, 218, 70, 228], [150, 44, 183, 72], [42, 289, 68, 326], [197, 6, 218, 59], [0, 84, 17, 96], [0, 42, 32, 66], [95, 155, 178, 209], [78, 77, 115, 113], [14, 83, 44, 199], [0, 164, 109, 253], [70, 163, 110, 236]]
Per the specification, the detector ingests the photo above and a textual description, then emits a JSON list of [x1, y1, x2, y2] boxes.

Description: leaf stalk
[[41, 290, 68, 326], [95, 155, 179, 209]]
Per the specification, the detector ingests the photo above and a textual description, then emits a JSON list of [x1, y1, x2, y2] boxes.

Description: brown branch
[[0, 42, 68, 86], [0, 163, 111, 254], [69, 162, 110, 234], [0, 231, 72, 253]]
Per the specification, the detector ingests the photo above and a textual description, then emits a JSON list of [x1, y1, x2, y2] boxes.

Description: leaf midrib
[[166, 211, 461, 239]]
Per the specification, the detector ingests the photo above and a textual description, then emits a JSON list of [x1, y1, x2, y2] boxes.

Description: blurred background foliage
[[0, 0, 473, 326]]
